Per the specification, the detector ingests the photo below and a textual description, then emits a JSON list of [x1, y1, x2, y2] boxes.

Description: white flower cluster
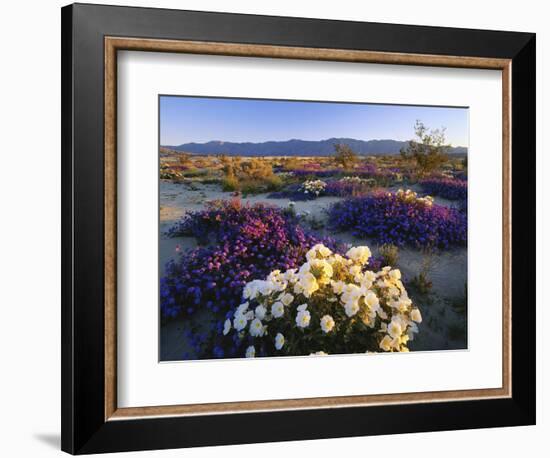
[[223, 243, 422, 358], [340, 176, 371, 184], [301, 179, 327, 196], [394, 188, 434, 207]]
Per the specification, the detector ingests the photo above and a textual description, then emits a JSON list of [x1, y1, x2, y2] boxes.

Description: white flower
[[306, 243, 333, 261], [297, 303, 308, 312], [346, 246, 372, 265], [279, 293, 294, 306], [242, 280, 263, 300], [379, 335, 393, 351], [344, 300, 360, 317], [229, 243, 420, 355], [410, 308, 422, 323], [249, 318, 265, 337], [271, 301, 285, 318], [349, 264, 362, 278], [364, 291, 379, 309], [389, 269, 402, 281], [223, 319, 231, 335], [236, 302, 249, 315], [320, 315, 335, 333], [255, 305, 267, 320], [388, 318, 404, 339], [296, 272, 319, 298], [245, 346, 256, 358], [296, 309, 311, 328], [275, 333, 285, 350], [233, 313, 248, 331], [331, 280, 345, 295], [258, 280, 276, 296], [310, 351, 328, 356], [309, 259, 334, 284]]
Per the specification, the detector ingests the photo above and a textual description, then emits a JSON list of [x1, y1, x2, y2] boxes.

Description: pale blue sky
[[160, 96, 468, 147]]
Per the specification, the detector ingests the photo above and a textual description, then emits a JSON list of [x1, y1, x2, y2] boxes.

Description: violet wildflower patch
[[420, 177, 468, 201], [328, 190, 467, 249], [161, 199, 342, 320]]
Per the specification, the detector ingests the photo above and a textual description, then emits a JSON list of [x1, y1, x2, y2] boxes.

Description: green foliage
[[333, 143, 358, 169], [400, 120, 449, 176]]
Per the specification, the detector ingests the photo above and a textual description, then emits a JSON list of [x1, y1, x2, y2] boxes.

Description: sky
[[160, 95, 469, 147]]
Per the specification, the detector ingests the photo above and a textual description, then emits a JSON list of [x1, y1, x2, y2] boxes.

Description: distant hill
[[162, 138, 467, 157]]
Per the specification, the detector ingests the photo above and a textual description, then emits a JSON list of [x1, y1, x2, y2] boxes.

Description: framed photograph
[[61, 3, 536, 454]]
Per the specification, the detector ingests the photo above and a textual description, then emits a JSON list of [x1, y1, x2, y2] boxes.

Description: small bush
[[222, 175, 240, 191], [333, 143, 358, 169], [379, 244, 399, 266]]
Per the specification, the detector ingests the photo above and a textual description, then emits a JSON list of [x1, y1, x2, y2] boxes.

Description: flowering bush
[[420, 177, 467, 201], [301, 179, 327, 197], [329, 189, 467, 248], [161, 200, 342, 320], [324, 176, 374, 197], [291, 169, 341, 178], [270, 177, 373, 201], [222, 243, 421, 357]]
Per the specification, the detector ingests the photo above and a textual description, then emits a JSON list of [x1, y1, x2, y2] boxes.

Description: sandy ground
[[160, 180, 467, 360]]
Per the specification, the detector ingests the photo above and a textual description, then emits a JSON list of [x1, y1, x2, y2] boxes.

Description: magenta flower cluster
[[420, 177, 467, 201], [328, 192, 467, 249], [161, 200, 342, 320]]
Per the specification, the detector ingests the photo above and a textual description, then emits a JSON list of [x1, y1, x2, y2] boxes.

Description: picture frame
[[61, 3, 536, 454]]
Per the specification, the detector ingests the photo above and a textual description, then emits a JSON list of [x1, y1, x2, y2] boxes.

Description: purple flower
[[328, 191, 467, 249], [161, 199, 343, 320], [420, 177, 467, 201]]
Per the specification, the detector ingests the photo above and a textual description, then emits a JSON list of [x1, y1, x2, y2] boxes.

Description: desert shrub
[[420, 177, 467, 201], [410, 250, 435, 294], [400, 121, 449, 176], [222, 175, 240, 192], [160, 164, 184, 180], [177, 152, 193, 167], [218, 157, 281, 193], [181, 168, 208, 178], [333, 143, 358, 169], [161, 200, 343, 320], [240, 175, 283, 194], [218, 244, 422, 358], [379, 244, 399, 266], [328, 189, 467, 249], [281, 157, 301, 171]]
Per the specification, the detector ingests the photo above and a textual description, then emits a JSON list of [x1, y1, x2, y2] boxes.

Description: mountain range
[[162, 138, 467, 157]]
